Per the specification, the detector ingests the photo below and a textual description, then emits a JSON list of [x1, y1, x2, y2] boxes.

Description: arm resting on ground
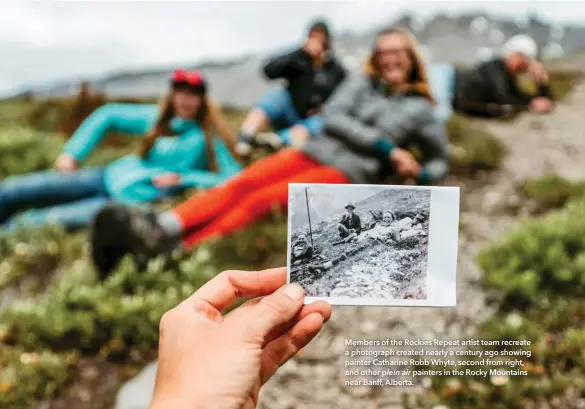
[[488, 68, 534, 107], [62, 103, 159, 162]]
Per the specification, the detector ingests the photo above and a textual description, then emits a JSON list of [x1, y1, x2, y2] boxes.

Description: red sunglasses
[[171, 69, 204, 86]]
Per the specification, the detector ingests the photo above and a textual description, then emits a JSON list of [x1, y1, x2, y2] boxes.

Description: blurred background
[[3, 1, 585, 105], [1, 2, 585, 409]]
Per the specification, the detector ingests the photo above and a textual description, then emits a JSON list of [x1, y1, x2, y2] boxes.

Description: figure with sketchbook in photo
[[363, 208, 395, 230], [88, 26, 449, 278]]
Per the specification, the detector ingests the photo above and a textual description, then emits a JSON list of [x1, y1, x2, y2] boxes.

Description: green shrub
[[0, 224, 73, 293], [521, 174, 585, 213], [478, 196, 585, 312], [0, 211, 288, 407], [0, 124, 138, 181], [0, 98, 38, 126], [446, 115, 507, 174], [0, 126, 63, 179], [413, 195, 585, 409], [412, 299, 585, 409], [0, 344, 77, 408]]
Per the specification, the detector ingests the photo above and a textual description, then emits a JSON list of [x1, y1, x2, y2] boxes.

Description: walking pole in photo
[[305, 187, 314, 248]]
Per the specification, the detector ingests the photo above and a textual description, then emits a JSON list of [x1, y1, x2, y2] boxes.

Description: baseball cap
[[502, 35, 538, 60]]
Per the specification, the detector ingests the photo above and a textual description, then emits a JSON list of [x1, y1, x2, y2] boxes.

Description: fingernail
[[283, 283, 304, 300]]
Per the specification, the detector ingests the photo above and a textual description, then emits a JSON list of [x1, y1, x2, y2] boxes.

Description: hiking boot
[[90, 203, 177, 279], [255, 132, 284, 152], [235, 131, 261, 158], [235, 141, 254, 158]]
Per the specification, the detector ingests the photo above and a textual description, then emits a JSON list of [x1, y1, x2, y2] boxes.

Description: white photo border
[[286, 183, 460, 307]]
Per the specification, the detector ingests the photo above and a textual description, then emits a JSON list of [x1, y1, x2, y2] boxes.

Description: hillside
[[257, 71, 585, 409], [13, 11, 585, 107], [289, 187, 431, 300], [0, 30, 585, 409]]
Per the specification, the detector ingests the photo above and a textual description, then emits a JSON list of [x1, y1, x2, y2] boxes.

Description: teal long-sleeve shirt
[[62, 103, 242, 205]]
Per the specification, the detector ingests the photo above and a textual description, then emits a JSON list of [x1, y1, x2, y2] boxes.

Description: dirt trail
[[259, 80, 585, 409]]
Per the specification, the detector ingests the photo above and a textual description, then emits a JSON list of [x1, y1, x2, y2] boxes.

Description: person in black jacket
[[236, 19, 347, 157], [428, 34, 555, 121]]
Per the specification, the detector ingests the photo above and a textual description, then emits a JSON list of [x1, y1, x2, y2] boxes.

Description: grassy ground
[[413, 193, 585, 409], [0, 70, 580, 408]]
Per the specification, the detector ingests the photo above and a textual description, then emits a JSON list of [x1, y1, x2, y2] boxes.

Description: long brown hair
[[363, 27, 435, 104], [138, 92, 237, 172]]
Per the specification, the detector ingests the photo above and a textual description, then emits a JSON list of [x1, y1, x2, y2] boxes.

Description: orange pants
[[172, 148, 350, 247]]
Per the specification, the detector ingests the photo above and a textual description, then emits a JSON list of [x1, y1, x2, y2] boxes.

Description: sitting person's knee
[[288, 125, 311, 146], [256, 87, 290, 119]]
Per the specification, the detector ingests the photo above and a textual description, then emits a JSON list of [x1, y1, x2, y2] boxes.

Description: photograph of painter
[[287, 183, 459, 307]]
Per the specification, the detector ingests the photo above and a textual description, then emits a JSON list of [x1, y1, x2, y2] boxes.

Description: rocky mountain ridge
[[16, 11, 585, 108]]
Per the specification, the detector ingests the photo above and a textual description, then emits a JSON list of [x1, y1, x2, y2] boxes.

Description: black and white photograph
[[287, 184, 459, 307]]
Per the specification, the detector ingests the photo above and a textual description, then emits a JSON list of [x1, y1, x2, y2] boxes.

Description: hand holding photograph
[[287, 183, 460, 307]]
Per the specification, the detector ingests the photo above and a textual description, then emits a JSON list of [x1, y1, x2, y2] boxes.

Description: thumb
[[247, 283, 305, 338]]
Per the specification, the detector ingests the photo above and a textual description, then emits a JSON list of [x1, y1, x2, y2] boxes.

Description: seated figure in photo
[[0, 70, 241, 232], [291, 234, 314, 265], [336, 202, 361, 241], [428, 34, 554, 122], [235, 19, 347, 156], [89, 27, 449, 278]]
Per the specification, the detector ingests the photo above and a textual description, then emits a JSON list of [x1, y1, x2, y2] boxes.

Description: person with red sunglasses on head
[[89, 27, 449, 278], [235, 19, 347, 156], [0, 70, 242, 233]]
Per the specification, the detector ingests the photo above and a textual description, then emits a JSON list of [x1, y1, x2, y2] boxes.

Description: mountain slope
[[17, 12, 585, 107]]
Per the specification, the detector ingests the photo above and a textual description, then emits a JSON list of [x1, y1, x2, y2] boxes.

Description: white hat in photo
[[502, 34, 538, 60]]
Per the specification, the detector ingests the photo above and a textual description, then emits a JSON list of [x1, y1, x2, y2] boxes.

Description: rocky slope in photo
[[290, 188, 431, 300]]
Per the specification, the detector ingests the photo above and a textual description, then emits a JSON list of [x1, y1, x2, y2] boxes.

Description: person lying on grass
[[148, 267, 331, 409], [0, 70, 241, 232], [235, 19, 347, 156], [427, 34, 554, 122], [89, 27, 449, 278]]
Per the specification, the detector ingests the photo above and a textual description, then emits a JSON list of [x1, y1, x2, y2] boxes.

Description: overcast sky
[[1, 0, 584, 95]]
